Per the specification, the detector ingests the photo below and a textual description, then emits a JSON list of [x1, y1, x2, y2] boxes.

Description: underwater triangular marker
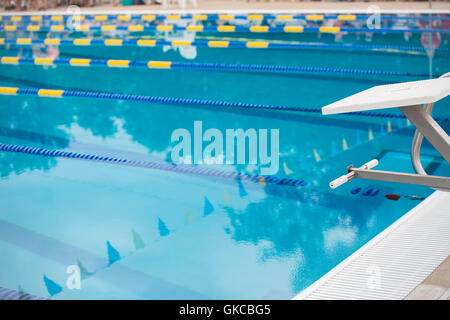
[[184, 207, 194, 224], [77, 259, 94, 280], [132, 229, 145, 250], [387, 120, 392, 133], [342, 137, 348, 151], [165, 152, 172, 164], [237, 178, 248, 197], [313, 149, 321, 162], [204, 196, 214, 216], [368, 128, 374, 140], [106, 241, 120, 266], [283, 162, 293, 175], [43, 274, 63, 296], [158, 217, 170, 237], [223, 189, 231, 205]]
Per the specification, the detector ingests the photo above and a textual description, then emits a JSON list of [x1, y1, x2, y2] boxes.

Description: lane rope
[[0, 286, 47, 300], [0, 85, 448, 123], [0, 142, 307, 187], [1, 37, 446, 53], [0, 13, 449, 22], [0, 56, 435, 78], [1, 24, 449, 34]]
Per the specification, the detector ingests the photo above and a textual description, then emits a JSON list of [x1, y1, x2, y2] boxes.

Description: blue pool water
[[0, 15, 449, 299]]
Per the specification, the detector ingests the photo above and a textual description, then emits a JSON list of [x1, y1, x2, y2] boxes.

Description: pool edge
[[294, 190, 450, 300]]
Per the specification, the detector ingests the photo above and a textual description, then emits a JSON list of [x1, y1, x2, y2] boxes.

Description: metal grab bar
[[411, 72, 450, 177], [330, 159, 379, 189]]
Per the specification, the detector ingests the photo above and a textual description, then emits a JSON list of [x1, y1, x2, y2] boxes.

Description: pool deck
[[43, 2, 450, 14], [295, 190, 450, 300], [406, 256, 450, 300], [1, 1, 450, 15]]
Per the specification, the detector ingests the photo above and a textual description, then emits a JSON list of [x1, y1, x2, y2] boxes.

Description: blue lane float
[[350, 187, 362, 194], [361, 188, 381, 196]]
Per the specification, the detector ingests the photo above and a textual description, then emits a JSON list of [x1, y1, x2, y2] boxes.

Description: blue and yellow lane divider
[[1, 37, 446, 53], [1, 24, 448, 34], [0, 85, 448, 123], [0, 13, 449, 22], [0, 56, 434, 78]]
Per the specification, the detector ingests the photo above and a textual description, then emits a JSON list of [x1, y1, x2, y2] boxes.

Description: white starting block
[[325, 73, 450, 191]]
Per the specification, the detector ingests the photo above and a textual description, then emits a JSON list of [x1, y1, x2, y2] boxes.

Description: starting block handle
[[330, 174, 351, 189], [329, 159, 379, 189], [362, 159, 379, 170]]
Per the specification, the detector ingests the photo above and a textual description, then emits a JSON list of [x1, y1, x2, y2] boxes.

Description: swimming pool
[[0, 12, 449, 299]]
